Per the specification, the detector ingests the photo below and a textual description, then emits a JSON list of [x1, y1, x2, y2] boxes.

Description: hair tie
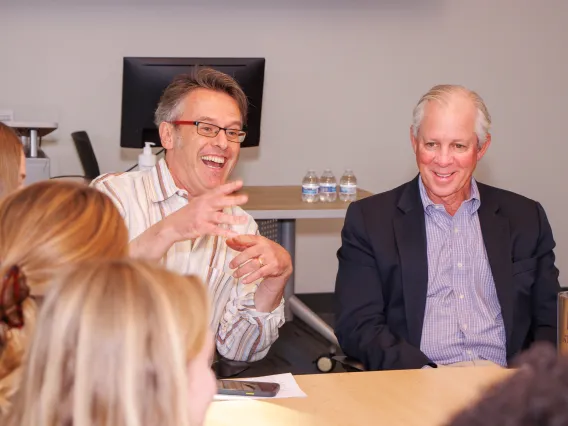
[[0, 265, 30, 329]]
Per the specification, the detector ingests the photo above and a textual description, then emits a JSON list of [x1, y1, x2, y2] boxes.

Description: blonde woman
[[0, 180, 129, 414], [4, 259, 216, 426], [0, 123, 26, 198]]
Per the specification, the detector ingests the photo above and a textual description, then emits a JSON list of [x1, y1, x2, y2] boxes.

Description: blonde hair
[[5, 259, 210, 426], [0, 180, 129, 414], [411, 84, 492, 149], [0, 123, 24, 199]]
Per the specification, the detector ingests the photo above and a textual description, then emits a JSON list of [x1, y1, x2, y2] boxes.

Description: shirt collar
[[418, 175, 481, 215], [147, 158, 188, 203]]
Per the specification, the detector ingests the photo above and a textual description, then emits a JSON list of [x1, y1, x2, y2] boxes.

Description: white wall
[[1, 0, 567, 292]]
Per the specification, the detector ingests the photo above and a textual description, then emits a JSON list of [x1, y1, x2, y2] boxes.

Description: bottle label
[[302, 184, 319, 195], [319, 183, 336, 193], [340, 184, 357, 195]]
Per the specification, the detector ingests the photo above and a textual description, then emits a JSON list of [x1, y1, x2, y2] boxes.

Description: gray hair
[[154, 67, 248, 127], [411, 84, 491, 149]]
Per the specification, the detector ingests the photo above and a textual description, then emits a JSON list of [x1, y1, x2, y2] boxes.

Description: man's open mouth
[[201, 155, 226, 169]]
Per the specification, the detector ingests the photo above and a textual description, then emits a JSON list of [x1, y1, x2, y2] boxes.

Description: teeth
[[202, 155, 225, 164], [435, 172, 452, 178]]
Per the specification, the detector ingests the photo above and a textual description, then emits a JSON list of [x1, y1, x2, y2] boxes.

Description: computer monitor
[[120, 57, 265, 149]]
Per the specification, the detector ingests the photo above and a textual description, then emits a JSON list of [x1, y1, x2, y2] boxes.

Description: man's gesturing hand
[[164, 180, 249, 241]]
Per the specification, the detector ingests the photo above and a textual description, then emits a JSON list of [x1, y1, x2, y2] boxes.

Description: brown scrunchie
[[0, 265, 30, 329]]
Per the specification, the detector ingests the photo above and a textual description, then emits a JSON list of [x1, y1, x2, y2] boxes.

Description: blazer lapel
[[477, 183, 514, 352], [393, 177, 429, 347]]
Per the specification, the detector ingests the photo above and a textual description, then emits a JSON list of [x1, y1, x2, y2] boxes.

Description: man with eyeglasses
[[92, 68, 291, 362]]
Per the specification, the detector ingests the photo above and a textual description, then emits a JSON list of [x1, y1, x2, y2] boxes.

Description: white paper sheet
[[214, 373, 307, 400]]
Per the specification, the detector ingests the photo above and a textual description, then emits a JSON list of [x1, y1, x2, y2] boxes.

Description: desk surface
[[241, 186, 373, 220], [205, 368, 513, 426]]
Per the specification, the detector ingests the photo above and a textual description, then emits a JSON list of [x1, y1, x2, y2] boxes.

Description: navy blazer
[[334, 176, 560, 370]]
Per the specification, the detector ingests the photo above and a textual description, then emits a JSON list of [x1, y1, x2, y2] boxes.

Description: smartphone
[[217, 379, 280, 397]]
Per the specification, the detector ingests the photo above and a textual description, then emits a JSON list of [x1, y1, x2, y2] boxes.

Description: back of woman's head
[[0, 123, 24, 199], [0, 180, 129, 414], [0, 179, 129, 293], [7, 259, 211, 426], [447, 343, 568, 426]]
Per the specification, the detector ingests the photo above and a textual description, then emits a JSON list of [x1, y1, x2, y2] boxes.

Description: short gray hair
[[154, 67, 248, 127], [411, 84, 491, 149]]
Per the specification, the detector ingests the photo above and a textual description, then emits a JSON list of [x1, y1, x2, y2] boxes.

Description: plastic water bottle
[[319, 169, 337, 202], [301, 170, 320, 203], [339, 169, 358, 202]]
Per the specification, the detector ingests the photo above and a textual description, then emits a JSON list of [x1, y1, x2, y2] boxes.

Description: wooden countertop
[[240, 186, 373, 220], [205, 367, 513, 426]]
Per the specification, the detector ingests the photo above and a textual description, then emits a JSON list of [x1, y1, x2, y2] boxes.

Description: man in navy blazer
[[334, 85, 560, 370]]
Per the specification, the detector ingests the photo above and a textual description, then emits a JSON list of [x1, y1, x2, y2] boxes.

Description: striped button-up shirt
[[418, 177, 507, 366], [92, 158, 284, 362]]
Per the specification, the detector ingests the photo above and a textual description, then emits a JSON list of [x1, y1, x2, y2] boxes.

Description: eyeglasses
[[170, 121, 247, 143]]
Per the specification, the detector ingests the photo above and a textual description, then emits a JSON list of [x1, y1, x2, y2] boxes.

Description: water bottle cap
[[345, 169, 353, 173], [324, 168, 332, 173]]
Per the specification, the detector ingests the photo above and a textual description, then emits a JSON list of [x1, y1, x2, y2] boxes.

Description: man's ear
[[477, 133, 491, 161], [410, 125, 418, 154], [159, 122, 175, 149]]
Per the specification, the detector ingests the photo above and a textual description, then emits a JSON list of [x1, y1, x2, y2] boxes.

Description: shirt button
[[457, 262, 463, 268], [466, 350, 473, 355], [454, 228, 459, 233], [462, 324, 468, 330], [459, 294, 464, 299]]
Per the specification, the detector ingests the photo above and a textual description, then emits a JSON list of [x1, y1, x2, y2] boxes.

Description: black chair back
[[71, 131, 100, 181]]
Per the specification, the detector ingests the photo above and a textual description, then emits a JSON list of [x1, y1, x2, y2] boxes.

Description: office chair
[[71, 131, 100, 181], [332, 355, 365, 372], [315, 350, 366, 373], [252, 219, 365, 374]]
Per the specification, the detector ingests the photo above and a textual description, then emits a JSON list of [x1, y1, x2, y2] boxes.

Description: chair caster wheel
[[315, 355, 336, 373]]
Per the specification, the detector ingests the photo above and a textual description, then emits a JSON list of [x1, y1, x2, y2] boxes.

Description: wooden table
[[240, 186, 373, 345], [205, 368, 513, 426], [241, 186, 373, 219]]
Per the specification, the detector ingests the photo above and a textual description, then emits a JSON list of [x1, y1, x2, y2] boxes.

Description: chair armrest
[[333, 355, 366, 372]]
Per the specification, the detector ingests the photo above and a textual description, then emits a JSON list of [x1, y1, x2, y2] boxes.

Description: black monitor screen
[[120, 57, 265, 148]]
